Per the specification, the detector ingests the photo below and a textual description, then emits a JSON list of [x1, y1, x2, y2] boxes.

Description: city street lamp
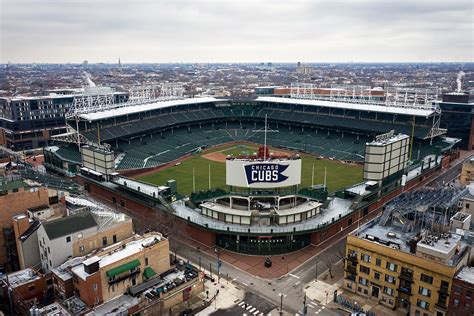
[[278, 293, 287, 315]]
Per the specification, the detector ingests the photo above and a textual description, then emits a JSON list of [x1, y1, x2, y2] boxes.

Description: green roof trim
[[143, 266, 157, 279], [106, 259, 140, 278], [0, 180, 29, 192]]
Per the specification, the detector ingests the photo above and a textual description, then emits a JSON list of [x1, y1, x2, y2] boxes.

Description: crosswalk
[[237, 300, 264, 315], [293, 300, 325, 315], [237, 299, 325, 315]]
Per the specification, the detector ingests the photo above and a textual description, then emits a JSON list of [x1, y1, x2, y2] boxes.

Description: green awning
[[106, 259, 140, 278], [143, 266, 157, 279]]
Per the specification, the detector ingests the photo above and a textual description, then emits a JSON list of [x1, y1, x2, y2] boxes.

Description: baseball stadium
[[44, 86, 460, 256]]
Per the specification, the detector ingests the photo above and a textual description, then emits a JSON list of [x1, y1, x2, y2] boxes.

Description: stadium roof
[[257, 96, 437, 117], [78, 97, 224, 121]]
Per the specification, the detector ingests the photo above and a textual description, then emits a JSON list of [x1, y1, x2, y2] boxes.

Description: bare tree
[[323, 254, 334, 279]]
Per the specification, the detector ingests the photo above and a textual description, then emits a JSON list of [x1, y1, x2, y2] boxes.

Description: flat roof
[[257, 96, 436, 117], [367, 133, 409, 146], [417, 233, 461, 255], [79, 97, 222, 121], [72, 234, 163, 281], [113, 176, 169, 198], [456, 266, 474, 284], [4, 268, 40, 288], [201, 202, 251, 217], [276, 201, 322, 216]]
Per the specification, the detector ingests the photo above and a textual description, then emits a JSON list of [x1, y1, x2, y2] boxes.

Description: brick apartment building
[[0, 179, 51, 270], [449, 266, 474, 316], [71, 233, 169, 307]]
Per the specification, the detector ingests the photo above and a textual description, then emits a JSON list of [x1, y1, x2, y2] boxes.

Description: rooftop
[[257, 96, 437, 117], [3, 268, 40, 288], [42, 212, 97, 240], [35, 302, 71, 316], [51, 256, 86, 281], [367, 133, 409, 146], [78, 96, 222, 121], [455, 266, 474, 284], [353, 217, 469, 267], [0, 179, 29, 192], [72, 234, 164, 281]]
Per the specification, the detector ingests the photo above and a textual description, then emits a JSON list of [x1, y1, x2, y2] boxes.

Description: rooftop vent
[[387, 232, 397, 239]]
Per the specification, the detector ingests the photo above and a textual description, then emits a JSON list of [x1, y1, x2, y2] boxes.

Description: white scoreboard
[[226, 159, 301, 188]]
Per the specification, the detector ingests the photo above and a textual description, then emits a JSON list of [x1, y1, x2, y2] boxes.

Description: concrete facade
[[13, 215, 41, 270]]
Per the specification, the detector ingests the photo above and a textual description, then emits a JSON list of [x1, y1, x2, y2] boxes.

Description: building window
[[385, 274, 396, 284], [436, 312, 444, 316], [95, 296, 99, 304], [103, 236, 107, 246], [375, 258, 381, 267], [420, 273, 433, 284], [359, 277, 368, 286], [113, 234, 117, 243], [361, 254, 371, 263], [28, 285, 35, 291], [145, 257, 149, 266], [466, 289, 472, 300], [66, 236, 71, 243], [383, 286, 394, 296], [360, 265, 370, 274], [454, 286, 462, 295], [374, 272, 381, 280], [93, 283, 98, 291], [466, 203, 470, 209], [48, 247, 50, 254], [386, 262, 397, 272], [418, 286, 431, 297], [79, 246, 85, 252], [417, 299, 430, 310], [453, 298, 460, 306]]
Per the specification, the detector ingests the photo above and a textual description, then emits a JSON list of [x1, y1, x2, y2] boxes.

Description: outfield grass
[[137, 144, 363, 196]]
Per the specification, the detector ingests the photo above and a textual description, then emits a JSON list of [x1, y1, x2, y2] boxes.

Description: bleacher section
[[66, 101, 453, 171], [83, 104, 434, 143], [111, 123, 450, 170]]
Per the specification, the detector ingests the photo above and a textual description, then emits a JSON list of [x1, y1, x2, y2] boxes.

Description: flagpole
[[208, 163, 211, 190], [311, 163, 314, 187], [264, 114, 267, 161]]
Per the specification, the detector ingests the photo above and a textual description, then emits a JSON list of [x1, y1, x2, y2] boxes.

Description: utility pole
[[192, 167, 195, 192], [279, 293, 287, 316], [315, 259, 318, 281], [302, 293, 307, 315]]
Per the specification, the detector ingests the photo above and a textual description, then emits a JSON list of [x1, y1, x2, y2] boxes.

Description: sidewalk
[[304, 260, 402, 316], [195, 270, 245, 315]]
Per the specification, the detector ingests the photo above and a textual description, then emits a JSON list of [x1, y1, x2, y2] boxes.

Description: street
[[172, 235, 347, 315]]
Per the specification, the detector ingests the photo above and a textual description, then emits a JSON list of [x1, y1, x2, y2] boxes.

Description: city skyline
[[1, 0, 473, 63]]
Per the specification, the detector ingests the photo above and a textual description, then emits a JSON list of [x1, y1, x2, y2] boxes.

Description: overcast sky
[[1, 0, 472, 63]]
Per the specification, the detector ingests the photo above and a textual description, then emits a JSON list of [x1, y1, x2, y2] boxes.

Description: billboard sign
[[226, 159, 301, 188]]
